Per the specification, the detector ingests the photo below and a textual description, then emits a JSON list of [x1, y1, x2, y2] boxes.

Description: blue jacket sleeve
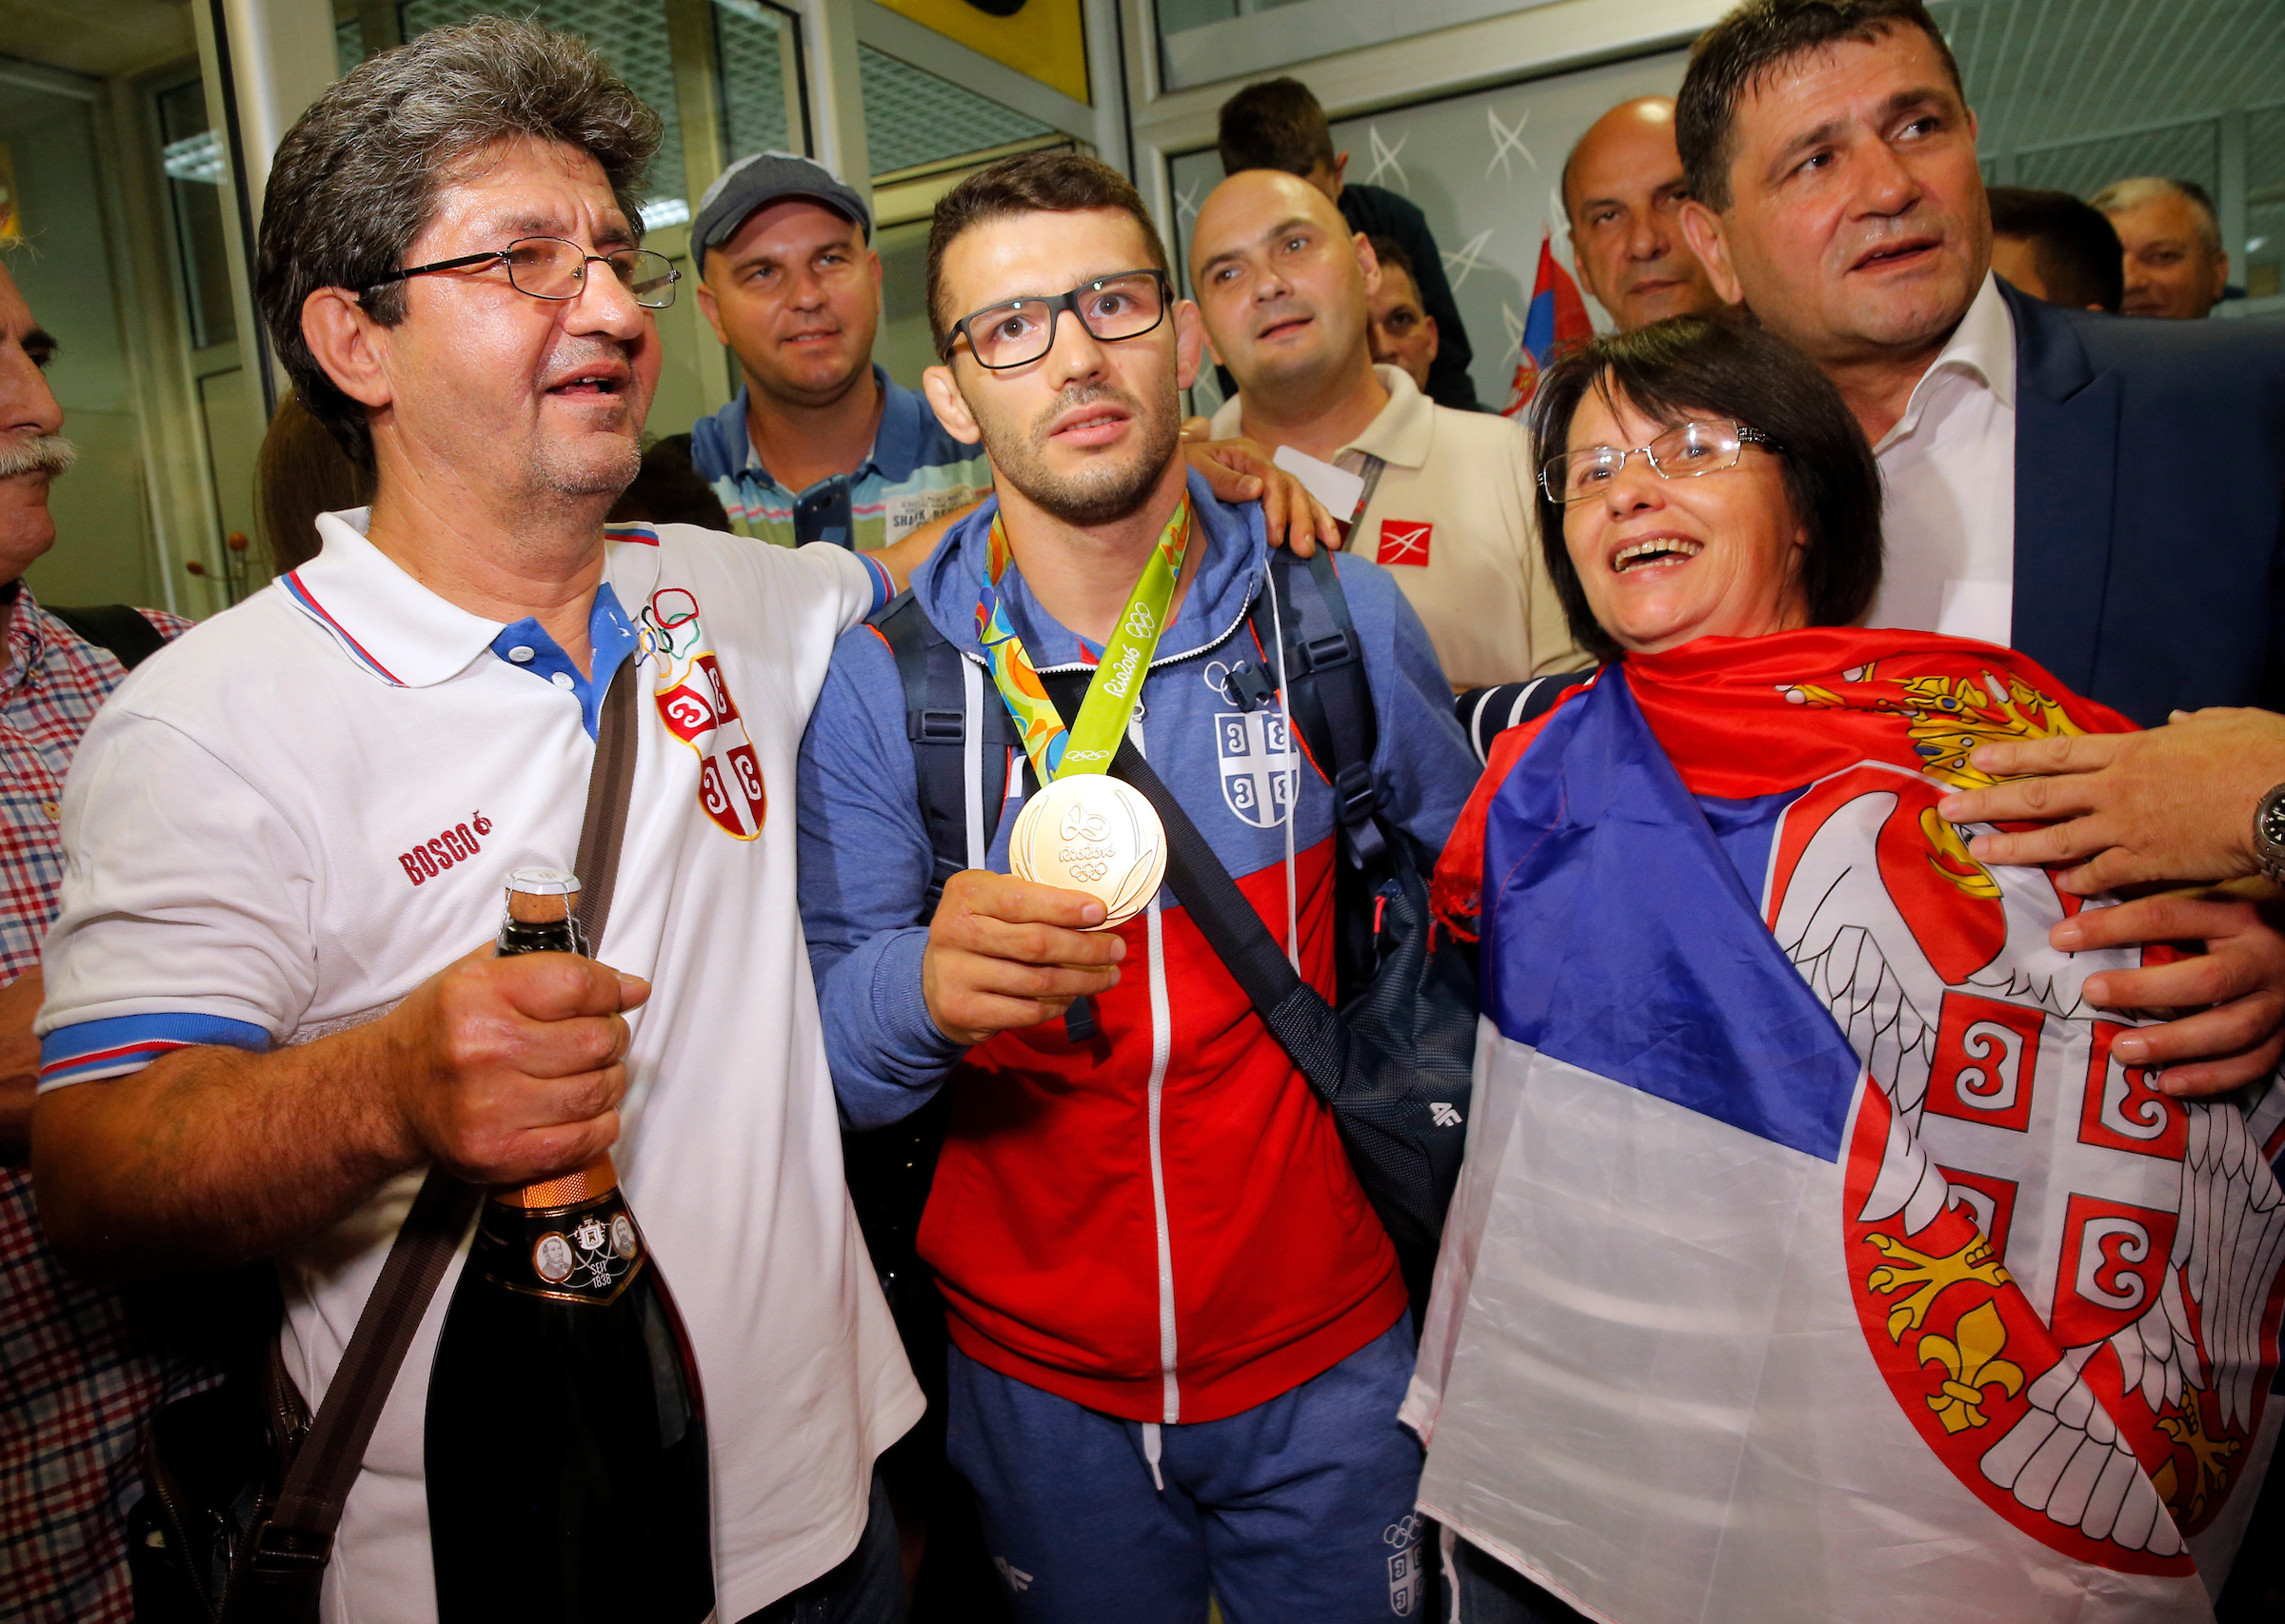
[[1331, 555, 1481, 855], [796, 623, 967, 1128]]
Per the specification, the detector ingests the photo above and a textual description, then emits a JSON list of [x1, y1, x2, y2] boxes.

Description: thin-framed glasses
[[362, 236, 680, 309], [1541, 420, 1778, 505], [944, 269, 1170, 368]]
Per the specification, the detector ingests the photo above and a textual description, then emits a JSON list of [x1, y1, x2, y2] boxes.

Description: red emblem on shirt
[[1378, 520, 1433, 567], [643, 589, 765, 841]]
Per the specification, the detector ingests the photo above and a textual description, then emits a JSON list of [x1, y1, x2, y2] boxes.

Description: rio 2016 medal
[[1009, 773, 1166, 929]]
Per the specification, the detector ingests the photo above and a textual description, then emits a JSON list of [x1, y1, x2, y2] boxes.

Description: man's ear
[[1172, 299, 1207, 392], [1679, 200, 1746, 307], [1330, 150, 1349, 196], [1355, 232, 1381, 297], [922, 362, 982, 446], [1421, 313, 1440, 366], [694, 280, 728, 346], [301, 287, 395, 412]]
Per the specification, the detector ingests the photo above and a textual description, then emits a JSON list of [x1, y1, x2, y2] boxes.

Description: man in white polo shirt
[[28, 22, 924, 1624], [1192, 168, 1580, 690]]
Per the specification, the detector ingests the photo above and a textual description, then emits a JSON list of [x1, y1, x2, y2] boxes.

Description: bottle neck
[[495, 1154, 620, 1209]]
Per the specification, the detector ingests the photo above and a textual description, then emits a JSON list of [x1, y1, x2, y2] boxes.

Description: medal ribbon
[[976, 495, 1192, 782]]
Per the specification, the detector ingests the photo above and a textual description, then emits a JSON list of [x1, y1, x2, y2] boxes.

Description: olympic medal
[[1008, 774, 1166, 929]]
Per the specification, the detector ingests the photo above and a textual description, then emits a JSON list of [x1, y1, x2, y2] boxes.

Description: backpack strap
[[870, 590, 1015, 922], [47, 604, 167, 671], [1236, 552, 1385, 870]]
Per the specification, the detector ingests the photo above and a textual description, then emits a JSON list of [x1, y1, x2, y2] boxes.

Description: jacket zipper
[[1137, 714, 1180, 1423]]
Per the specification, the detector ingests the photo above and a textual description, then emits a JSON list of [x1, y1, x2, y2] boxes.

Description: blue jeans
[[1448, 1535, 1592, 1624], [945, 1318, 1426, 1623], [734, 1471, 904, 1624]]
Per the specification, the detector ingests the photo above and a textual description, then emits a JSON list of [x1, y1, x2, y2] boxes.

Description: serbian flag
[[1407, 628, 2285, 1623], [1500, 230, 1592, 417]]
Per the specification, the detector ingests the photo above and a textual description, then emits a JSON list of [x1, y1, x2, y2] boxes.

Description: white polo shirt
[[35, 512, 922, 1624], [1213, 365, 1580, 688]]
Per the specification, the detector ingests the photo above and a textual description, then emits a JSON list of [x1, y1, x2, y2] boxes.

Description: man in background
[[1193, 168, 1576, 689], [1676, 0, 2285, 729], [2093, 176, 2231, 320], [1562, 95, 1734, 331], [1987, 186, 2123, 311], [1364, 234, 1438, 393], [1218, 76, 1482, 409], [0, 258, 207, 1624], [688, 150, 993, 548]]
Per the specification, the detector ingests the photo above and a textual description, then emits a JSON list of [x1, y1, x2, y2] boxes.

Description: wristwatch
[[2255, 783, 2285, 885]]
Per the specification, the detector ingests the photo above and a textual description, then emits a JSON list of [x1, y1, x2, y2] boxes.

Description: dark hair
[[256, 391, 372, 574], [1217, 78, 1335, 177], [1367, 233, 1417, 288], [607, 433, 731, 529], [1678, 0, 1964, 212], [925, 151, 1169, 355], [1988, 187, 2124, 312], [256, 19, 663, 474], [1528, 318, 1883, 661]]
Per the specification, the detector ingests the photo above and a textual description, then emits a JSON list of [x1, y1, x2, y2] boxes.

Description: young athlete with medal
[[796, 153, 1482, 1621]]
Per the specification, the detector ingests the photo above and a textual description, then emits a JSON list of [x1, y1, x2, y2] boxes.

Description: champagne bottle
[[425, 868, 715, 1622]]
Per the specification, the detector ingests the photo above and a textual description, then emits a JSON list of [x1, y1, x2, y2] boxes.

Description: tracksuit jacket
[[797, 472, 1480, 1423]]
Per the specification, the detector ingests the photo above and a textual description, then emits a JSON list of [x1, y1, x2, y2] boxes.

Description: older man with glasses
[[30, 21, 938, 1624]]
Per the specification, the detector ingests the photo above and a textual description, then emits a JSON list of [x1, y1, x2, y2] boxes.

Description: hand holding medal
[[983, 499, 1186, 929]]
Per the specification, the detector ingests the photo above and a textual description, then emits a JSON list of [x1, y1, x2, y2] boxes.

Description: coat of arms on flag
[[1500, 230, 1592, 417], [1410, 629, 2284, 1624]]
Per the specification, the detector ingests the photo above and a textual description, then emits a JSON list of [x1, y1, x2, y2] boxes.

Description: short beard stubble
[[984, 380, 1180, 527]]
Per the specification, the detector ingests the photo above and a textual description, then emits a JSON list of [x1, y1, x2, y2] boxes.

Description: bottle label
[[474, 1191, 649, 1306]]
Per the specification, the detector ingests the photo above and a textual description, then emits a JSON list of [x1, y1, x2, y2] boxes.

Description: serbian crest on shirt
[[642, 586, 765, 839]]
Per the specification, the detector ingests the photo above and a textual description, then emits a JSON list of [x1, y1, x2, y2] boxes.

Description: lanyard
[[976, 495, 1193, 782]]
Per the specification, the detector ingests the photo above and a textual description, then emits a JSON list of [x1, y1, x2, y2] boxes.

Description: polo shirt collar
[[1881, 271, 2017, 451], [1341, 366, 1436, 470], [285, 510, 503, 686], [740, 365, 923, 486]]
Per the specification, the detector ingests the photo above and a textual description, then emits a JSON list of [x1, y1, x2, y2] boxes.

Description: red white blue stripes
[[39, 1012, 270, 1087]]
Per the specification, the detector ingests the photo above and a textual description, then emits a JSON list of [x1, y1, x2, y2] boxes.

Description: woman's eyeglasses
[[1541, 420, 1778, 505]]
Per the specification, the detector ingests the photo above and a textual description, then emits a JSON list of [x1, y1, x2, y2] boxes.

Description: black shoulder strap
[[1242, 552, 1384, 869], [48, 604, 167, 671], [238, 658, 642, 1614], [871, 590, 1015, 921]]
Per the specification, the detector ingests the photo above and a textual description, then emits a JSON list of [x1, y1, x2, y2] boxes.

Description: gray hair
[[2089, 176, 2223, 259], [255, 18, 663, 473]]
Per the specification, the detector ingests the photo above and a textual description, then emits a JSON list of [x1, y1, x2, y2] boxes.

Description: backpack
[[852, 548, 1477, 1314]]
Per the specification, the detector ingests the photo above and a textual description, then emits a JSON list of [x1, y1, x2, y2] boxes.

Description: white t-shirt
[[36, 512, 923, 1624], [1864, 271, 2019, 644], [1213, 366, 1580, 688]]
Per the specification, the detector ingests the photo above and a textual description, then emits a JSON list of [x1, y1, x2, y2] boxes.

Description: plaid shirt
[[0, 586, 209, 1624]]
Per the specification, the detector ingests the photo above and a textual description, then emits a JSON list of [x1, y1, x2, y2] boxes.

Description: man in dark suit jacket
[[1216, 77, 1481, 411], [1672, 0, 2285, 728]]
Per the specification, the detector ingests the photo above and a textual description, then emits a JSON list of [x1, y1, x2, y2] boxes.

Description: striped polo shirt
[[689, 366, 993, 552]]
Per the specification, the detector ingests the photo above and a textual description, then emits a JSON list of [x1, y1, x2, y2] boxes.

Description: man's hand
[[0, 967, 42, 1154], [871, 505, 973, 593], [1182, 437, 1341, 558], [923, 870, 1125, 1047], [2056, 892, 2285, 1097], [1938, 709, 2285, 892], [381, 944, 650, 1186]]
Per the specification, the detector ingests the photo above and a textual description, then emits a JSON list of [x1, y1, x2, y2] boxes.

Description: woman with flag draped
[[1412, 317, 2285, 1624]]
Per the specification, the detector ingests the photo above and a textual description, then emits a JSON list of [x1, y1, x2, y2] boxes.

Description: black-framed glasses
[[1541, 419, 1778, 505], [943, 269, 1170, 368], [362, 236, 680, 309]]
